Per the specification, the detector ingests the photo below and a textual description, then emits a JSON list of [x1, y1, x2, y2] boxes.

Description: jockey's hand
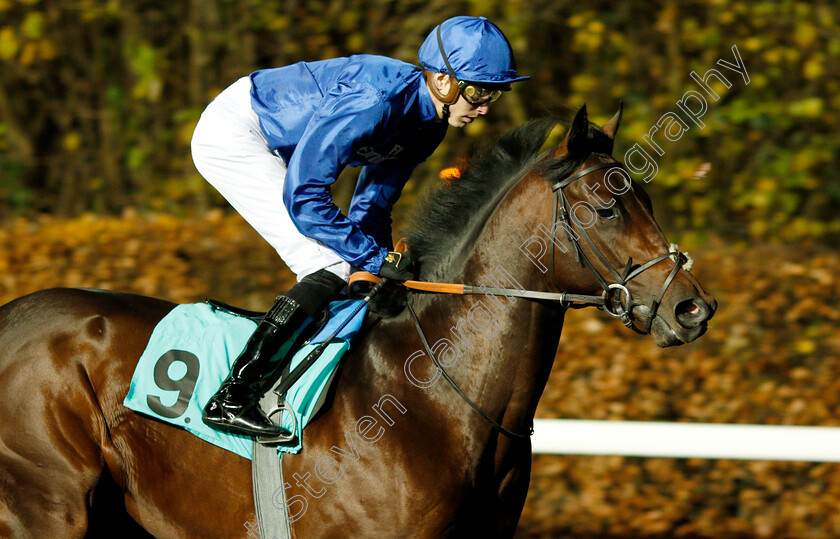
[[378, 250, 414, 282]]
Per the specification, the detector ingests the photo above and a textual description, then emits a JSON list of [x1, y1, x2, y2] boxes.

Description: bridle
[[359, 155, 692, 440], [548, 157, 690, 335]]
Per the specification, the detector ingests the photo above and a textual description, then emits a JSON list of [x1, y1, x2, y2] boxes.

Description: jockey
[[192, 16, 529, 437]]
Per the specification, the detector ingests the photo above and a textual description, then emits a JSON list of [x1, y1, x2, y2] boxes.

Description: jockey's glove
[[377, 250, 415, 282]]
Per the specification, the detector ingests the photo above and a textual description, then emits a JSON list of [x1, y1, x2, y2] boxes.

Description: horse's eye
[[597, 207, 617, 220]]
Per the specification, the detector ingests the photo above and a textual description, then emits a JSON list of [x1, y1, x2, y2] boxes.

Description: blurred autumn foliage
[[0, 209, 296, 309], [0, 0, 838, 243]]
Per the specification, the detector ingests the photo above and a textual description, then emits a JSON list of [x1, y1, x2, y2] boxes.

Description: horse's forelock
[[538, 123, 617, 187]]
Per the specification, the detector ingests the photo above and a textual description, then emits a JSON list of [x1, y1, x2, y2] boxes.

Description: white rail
[[531, 419, 840, 462]]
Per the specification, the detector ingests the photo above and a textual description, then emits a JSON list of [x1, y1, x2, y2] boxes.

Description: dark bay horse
[[0, 105, 715, 538]]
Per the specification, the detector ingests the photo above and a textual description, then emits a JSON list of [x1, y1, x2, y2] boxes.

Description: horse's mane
[[407, 116, 617, 278], [406, 117, 557, 278]]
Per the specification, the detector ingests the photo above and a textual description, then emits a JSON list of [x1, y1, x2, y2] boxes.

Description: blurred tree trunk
[[186, 0, 218, 213], [0, 75, 34, 165]]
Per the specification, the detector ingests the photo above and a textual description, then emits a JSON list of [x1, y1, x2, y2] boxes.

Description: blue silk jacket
[[249, 55, 448, 274]]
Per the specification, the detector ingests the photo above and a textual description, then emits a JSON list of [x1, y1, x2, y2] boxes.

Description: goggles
[[458, 80, 503, 105]]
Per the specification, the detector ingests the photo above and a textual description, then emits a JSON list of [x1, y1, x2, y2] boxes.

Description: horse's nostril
[[675, 298, 708, 328]]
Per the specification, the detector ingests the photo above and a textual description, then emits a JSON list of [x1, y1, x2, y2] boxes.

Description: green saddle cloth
[[123, 299, 366, 459]]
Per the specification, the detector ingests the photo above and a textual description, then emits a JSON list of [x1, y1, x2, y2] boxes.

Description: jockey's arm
[[347, 117, 447, 255], [347, 160, 416, 252], [283, 86, 392, 275]]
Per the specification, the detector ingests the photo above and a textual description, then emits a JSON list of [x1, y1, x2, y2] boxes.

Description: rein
[[351, 275, 607, 307], [349, 158, 691, 440], [406, 300, 532, 439]]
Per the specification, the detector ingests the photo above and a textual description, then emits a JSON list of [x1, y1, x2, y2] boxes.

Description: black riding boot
[[201, 269, 347, 437], [202, 295, 310, 437]]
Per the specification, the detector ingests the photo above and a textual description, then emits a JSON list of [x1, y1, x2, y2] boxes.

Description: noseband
[[549, 158, 689, 334]]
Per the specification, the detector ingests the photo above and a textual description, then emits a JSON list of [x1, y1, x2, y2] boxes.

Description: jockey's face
[[446, 93, 491, 128]]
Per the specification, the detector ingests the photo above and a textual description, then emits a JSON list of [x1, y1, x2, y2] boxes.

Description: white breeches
[[190, 76, 351, 282]]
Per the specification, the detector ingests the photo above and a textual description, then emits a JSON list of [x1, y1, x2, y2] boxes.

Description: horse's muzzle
[[674, 296, 717, 329], [632, 293, 716, 347]]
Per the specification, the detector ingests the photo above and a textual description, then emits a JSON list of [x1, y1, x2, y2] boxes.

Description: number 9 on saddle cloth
[[123, 297, 368, 459]]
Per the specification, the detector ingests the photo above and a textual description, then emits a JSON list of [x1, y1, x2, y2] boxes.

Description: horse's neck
[[414, 173, 566, 452]]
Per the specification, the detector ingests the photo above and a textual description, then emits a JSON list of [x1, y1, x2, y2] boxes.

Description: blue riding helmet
[[418, 16, 529, 85]]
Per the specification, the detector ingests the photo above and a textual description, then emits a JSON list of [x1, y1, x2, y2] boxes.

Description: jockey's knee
[[286, 269, 347, 316]]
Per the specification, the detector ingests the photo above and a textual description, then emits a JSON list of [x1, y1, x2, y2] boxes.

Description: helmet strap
[[429, 23, 461, 106], [441, 103, 451, 121]]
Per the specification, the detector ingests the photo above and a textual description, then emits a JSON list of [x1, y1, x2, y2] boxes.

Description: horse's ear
[[602, 100, 623, 140], [567, 104, 589, 155], [553, 103, 589, 157]]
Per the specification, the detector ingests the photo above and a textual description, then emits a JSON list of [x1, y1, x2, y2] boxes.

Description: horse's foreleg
[[0, 450, 103, 539], [0, 319, 112, 537], [492, 452, 532, 537], [0, 382, 106, 536]]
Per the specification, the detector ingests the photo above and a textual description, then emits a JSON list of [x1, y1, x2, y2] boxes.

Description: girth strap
[[252, 439, 292, 539]]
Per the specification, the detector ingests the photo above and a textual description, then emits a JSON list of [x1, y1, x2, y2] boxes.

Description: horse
[[0, 104, 715, 538]]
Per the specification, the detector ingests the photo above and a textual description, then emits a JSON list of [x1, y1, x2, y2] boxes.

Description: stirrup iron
[[256, 398, 299, 445]]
